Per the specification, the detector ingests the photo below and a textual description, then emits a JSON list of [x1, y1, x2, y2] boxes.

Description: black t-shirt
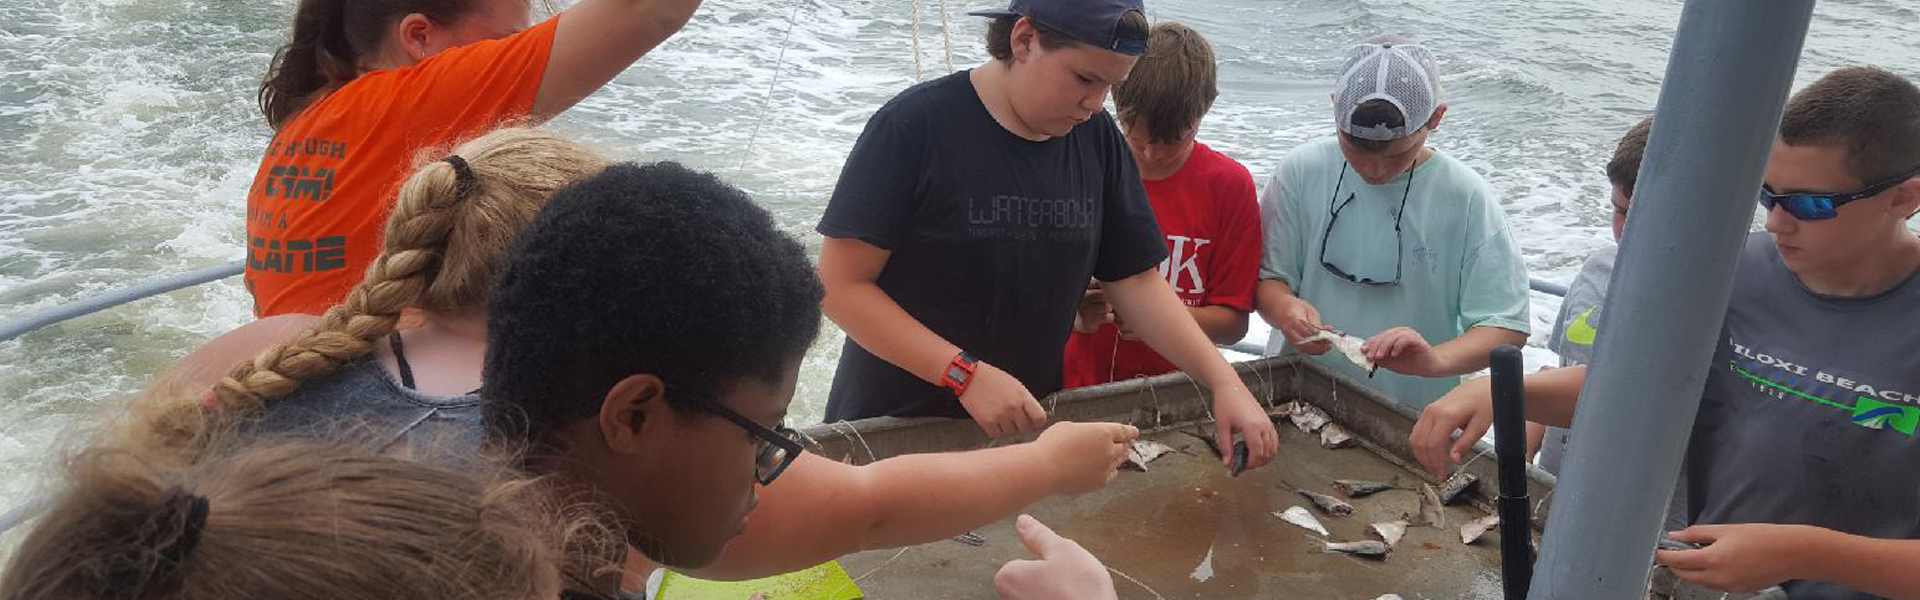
[[817, 70, 1167, 421]]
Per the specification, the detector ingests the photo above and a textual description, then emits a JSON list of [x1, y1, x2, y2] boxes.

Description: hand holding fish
[[1363, 327, 1448, 377], [959, 362, 1049, 437], [1656, 524, 1820, 593], [994, 515, 1119, 600], [1409, 377, 1495, 479], [1036, 421, 1140, 494], [1211, 386, 1281, 472], [1272, 295, 1334, 355]]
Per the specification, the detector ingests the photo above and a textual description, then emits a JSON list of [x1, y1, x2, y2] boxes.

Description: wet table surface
[[838, 416, 1518, 599]]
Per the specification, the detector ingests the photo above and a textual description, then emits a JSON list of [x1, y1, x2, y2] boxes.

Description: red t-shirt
[[243, 17, 560, 317], [1062, 142, 1262, 387]]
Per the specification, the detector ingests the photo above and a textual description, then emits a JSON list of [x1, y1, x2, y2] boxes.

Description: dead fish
[[1332, 479, 1394, 498], [1299, 330, 1378, 375], [1319, 424, 1358, 449], [1460, 514, 1502, 545], [1322, 539, 1391, 558], [1122, 440, 1173, 471], [1174, 430, 1250, 476], [1298, 490, 1355, 517], [1373, 595, 1406, 600], [1275, 506, 1329, 537], [1440, 472, 1480, 505], [1368, 520, 1408, 548], [1417, 484, 1445, 528], [1175, 429, 1223, 458], [1287, 403, 1331, 433]]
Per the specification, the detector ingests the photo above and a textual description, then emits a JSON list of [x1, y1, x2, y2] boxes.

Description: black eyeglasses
[[673, 386, 803, 485], [1320, 163, 1416, 286], [1760, 164, 1920, 221]]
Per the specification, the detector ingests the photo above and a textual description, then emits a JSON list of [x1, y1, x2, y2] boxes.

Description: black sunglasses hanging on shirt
[[1320, 162, 1417, 286]]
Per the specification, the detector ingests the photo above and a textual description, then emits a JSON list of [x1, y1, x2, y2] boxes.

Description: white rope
[[936, 0, 955, 73], [825, 420, 878, 464], [909, 0, 923, 80], [736, 0, 806, 174], [1107, 565, 1168, 600]]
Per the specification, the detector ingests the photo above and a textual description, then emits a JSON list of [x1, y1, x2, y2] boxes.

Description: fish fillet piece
[[1275, 506, 1329, 537]]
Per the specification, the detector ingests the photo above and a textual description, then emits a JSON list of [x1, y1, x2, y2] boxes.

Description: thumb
[[1214, 423, 1236, 466], [1109, 423, 1140, 444], [1015, 514, 1073, 559]]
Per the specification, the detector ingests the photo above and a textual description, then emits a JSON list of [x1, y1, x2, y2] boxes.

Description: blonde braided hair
[[144, 127, 608, 451]]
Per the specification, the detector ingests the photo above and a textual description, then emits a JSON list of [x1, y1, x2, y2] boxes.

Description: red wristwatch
[[940, 351, 980, 397]]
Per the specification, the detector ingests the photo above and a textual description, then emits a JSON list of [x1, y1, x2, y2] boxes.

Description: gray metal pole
[[0, 260, 243, 344], [1528, 1, 1813, 598]]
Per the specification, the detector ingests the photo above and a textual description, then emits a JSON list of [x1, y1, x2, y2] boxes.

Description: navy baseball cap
[[968, 0, 1149, 56]]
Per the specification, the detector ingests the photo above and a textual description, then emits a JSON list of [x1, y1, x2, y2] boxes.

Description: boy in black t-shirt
[[816, 0, 1278, 470]]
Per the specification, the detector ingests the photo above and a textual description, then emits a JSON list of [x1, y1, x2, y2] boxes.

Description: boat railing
[[0, 261, 1572, 535]]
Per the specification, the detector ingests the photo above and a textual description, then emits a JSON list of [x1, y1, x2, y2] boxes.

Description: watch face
[[946, 365, 970, 384]]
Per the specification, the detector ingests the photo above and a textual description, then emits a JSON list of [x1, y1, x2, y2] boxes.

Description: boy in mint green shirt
[[1255, 36, 1530, 408]]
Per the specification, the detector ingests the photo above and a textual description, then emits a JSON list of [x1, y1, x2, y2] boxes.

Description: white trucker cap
[[1334, 41, 1442, 141]]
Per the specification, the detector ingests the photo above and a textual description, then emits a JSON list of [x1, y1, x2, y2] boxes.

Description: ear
[[597, 374, 669, 456], [1426, 103, 1448, 132], [395, 13, 437, 63], [1890, 178, 1920, 219], [1010, 17, 1039, 63]]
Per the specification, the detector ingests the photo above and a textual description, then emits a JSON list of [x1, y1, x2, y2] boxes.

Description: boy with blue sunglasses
[[1410, 66, 1920, 600]]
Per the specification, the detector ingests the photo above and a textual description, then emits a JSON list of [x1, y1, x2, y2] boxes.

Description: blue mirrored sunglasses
[[1759, 164, 1920, 221]]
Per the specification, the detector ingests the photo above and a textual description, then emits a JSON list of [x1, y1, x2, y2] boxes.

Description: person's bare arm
[[1102, 270, 1279, 470], [817, 237, 1045, 436], [683, 422, 1138, 580], [1365, 325, 1530, 378], [1409, 365, 1587, 478], [142, 314, 321, 401], [1253, 279, 1331, 355], [1113, 304, 1244, 345], [1185, 305, 1249, 345], [1660, 524, 1920, 598], [531, 0, 704, 117]]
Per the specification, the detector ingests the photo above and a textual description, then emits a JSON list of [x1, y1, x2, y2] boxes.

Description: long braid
[[136, 128, 607, 454], [212, 160, 465, 412]]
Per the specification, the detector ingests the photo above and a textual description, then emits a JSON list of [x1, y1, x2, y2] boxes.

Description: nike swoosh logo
[[1566, 308, 1598, 346]]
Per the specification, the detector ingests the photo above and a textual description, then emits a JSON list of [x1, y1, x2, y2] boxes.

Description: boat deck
[[838, 421, 1514, 599]]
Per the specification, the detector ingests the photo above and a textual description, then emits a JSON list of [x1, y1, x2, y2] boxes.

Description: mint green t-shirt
[[1259, 137, 1530, 408]]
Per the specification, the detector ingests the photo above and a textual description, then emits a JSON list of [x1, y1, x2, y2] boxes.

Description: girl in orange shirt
[[243, 0, 703, 316]]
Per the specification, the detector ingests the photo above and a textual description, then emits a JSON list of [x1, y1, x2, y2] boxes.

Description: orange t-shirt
[[243, 16, 561, 317]]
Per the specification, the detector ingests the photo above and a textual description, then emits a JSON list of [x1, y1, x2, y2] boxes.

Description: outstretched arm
[[1659, 524, 1920, 598], [1103, 270, 1279, 471], [533, 0, 705, 117], [683, 421, 1138, 580]]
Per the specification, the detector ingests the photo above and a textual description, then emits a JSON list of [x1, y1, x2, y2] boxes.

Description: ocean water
[[2, 0, 1918, 530]]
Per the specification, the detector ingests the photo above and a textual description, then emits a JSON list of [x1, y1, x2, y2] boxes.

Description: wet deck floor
[[839, 414, 1518, 599]]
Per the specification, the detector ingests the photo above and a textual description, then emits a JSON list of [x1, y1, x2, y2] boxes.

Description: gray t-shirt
[[1539, 244, 1615, 473], [1688, 232, 1920, 600], [249, 357, 483, 461], [1539, 245, 1690, 531]]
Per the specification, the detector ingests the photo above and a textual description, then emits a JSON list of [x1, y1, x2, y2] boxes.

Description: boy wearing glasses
[[1255, 35, 1530, 408], [1410, 66, 1920, 600]]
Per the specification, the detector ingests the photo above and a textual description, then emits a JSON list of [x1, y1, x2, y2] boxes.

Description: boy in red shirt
[[1064, 22, 1261, 386]]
